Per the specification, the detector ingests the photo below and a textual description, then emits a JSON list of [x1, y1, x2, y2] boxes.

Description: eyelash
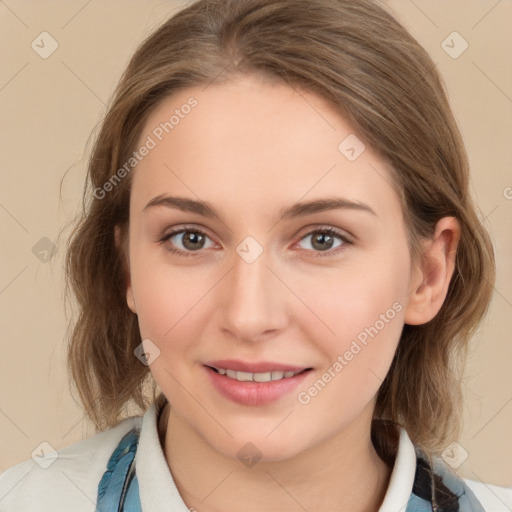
[[158, 225, 353, 258]]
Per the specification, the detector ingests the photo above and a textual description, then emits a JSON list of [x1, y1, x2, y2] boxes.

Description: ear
[[114, 224, 137, 314], [404, 216, 461, 325]]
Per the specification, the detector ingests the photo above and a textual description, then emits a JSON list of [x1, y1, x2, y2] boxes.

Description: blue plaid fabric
[[95, 429, 141, 512], [95, 427, 485, 511]]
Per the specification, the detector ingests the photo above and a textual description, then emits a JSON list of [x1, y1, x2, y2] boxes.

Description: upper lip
[[204, 359, 311, 373]]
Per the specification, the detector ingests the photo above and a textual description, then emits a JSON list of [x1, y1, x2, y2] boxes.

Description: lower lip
[[204, 365, 311, 406]]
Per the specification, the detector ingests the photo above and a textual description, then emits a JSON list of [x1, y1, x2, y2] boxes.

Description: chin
[[208, 427, 311, 464]]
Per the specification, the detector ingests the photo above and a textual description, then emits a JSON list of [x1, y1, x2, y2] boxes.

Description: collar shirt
[[1, 395, 511, 511]]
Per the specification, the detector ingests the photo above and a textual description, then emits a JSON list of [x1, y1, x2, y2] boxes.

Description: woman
[[1, 0, 510, 510]]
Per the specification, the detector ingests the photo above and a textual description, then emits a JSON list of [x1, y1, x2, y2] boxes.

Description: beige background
[[0, 0, 511, 487]]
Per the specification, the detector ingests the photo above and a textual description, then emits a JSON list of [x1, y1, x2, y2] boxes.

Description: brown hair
[[63, 0, 495, 471]]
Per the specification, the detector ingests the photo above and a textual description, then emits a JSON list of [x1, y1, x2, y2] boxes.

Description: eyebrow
[[142, 194, 377, 222]]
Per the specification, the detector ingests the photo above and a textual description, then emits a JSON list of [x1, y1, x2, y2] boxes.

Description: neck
[[159, 401, 393, 512]]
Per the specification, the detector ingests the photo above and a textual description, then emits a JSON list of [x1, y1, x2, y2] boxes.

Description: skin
[[115, 74, 460, 511]]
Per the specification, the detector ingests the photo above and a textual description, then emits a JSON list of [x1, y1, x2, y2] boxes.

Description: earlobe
[[114, 224, 137, 315], [404, 217, 460, 326], [126, 286, 137, 315]]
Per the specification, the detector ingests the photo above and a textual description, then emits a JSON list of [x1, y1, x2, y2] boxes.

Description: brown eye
[[296, 227, 352, 257], [159, 227, 215, 257]]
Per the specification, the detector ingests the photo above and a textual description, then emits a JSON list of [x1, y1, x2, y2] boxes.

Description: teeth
[[214, 367, 303, 382], [254, 372, 272, 382], [226, 369, 237, 379], [236, 371, 253, 382]]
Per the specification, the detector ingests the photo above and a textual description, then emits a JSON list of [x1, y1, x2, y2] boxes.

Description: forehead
[[130, 75, 401, 222]]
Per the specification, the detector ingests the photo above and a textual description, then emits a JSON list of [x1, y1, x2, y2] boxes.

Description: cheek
[[132, 270, 177, 338], [294, 290, 405, 427], [301, 293, 404, 406], [130, 256, 223, 393], [295, 256, 407, 351], [132, 223, 409, 354], [294, 248, 408, 407]]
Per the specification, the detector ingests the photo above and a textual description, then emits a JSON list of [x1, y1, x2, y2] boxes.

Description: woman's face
[[123, 74, 418, 461]]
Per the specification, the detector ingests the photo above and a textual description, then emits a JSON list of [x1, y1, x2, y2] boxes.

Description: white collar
[[378, 426, 417, 512], [135, 397, 417, 511]]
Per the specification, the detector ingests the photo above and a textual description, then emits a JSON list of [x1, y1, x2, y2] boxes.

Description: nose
[[216, 244, 289, 343]]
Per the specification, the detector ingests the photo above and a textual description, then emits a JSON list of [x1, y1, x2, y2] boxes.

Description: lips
[[203, 359, 313, 406], [204, 359, 310, 373]]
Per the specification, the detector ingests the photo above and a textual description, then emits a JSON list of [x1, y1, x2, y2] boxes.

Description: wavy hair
[[63, 0, 495, 474]]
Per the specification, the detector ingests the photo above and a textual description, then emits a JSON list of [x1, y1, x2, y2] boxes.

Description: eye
[[158, 225, 353, 258], [159, 226, 216, 257], [295, 227, 352, 257]]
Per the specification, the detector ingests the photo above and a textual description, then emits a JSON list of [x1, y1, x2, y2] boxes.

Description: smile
[[208, 366, 306, 382], [203, 360, 313, 406]]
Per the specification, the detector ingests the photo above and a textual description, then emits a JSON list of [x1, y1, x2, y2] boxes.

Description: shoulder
[[412, 446, 512, 511], [0, 415, 142, 512], [463, 477, 512, 510]]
